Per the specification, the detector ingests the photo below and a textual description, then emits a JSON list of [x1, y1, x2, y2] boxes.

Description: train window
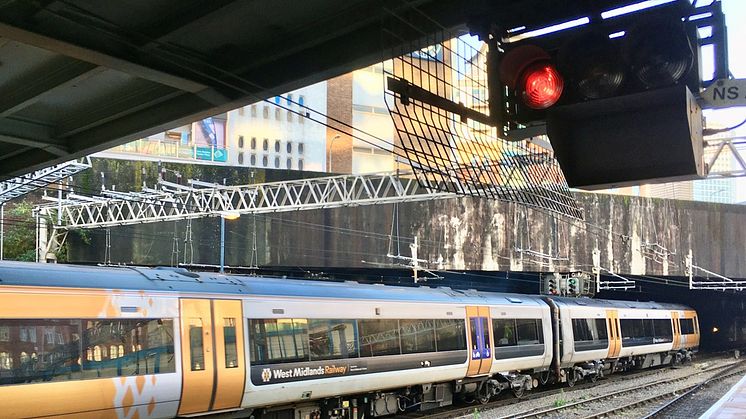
[[189, 319, 205, 371], [224, 318, 238, 368], [493, 319, 517, 347], [248, 319, 309, 365], [308, 319, 358, 360], [679, 318, 695, 335], [0, 318, 175, 386], [481, 318, 491, 350], [435, 319, 467, 351], [572, 318, 608, 351], [620, 319, 655, 346], [400, 319, 436, 354], [469, 319, 479, 351], [652, 319, 673, 343], [516, 319, 543, 345], [572, 319, 593, 341], [359, 319, 400, 357]]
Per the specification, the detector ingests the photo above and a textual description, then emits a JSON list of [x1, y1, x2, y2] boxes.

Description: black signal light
[[557, 31, 626, 100], [625, 16, 695, 89]]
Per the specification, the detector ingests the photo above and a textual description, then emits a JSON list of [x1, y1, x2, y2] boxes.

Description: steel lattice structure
[[38, 172, 455, 230], [35, 172, 459, 261], [0, 158, 91, 204]]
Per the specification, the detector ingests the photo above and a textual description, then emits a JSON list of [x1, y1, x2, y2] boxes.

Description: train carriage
[[0, 262, 699, 419]]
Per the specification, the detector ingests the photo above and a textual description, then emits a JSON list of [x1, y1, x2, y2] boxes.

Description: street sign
[[700, 79, 746, 109]]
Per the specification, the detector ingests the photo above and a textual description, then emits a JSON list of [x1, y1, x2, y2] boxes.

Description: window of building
[[274, 157, 280, 168], [251, 104, 257, 117], [275, 108, 281, 120], [298, 143, 304, 154], [400, 319, 436, 354], [308, 319, 358, 361], [298, 159, 304, 171], [286, 142, 292, 153], [262, 156, 268, 167], [298, 95, 305, 107], [286, 158, 292, 169], [287, 110, 293, 122], [238, 136, 244, 148], [0, 352, 11, 371], [274, 96, 281, 104], [262, 106, 269, 119], [0, 326, 8, 341], [250, 154, 257, 166], [251, 137, 256, 149], [238, 107, 244, 116], [274, 140, 281, 153], [262, 138, 268, 151], [286, 94, 293, 106], [359, 319, 400, 357], [238, 152, 244, 165]]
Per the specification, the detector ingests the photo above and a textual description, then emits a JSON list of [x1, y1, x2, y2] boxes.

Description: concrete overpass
[[0, 0, 656, 180]]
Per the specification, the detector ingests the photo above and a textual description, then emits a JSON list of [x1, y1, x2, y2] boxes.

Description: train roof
[[0, 261, 690, 310]]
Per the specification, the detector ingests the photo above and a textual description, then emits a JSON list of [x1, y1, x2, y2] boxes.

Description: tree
[[2, 201, 36, 261]]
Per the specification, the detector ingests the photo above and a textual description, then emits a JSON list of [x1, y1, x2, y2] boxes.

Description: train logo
[[261, 368, 272, 383]]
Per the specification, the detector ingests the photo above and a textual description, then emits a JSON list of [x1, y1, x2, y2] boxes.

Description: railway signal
[[485, 0, 727, 189]]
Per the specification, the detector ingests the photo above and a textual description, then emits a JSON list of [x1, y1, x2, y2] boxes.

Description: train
[[0, 261, 699, 419]]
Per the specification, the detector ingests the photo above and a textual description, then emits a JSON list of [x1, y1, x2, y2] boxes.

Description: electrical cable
[[703, 117, 746, 136]]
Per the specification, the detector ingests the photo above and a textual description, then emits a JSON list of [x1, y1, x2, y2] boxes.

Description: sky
[[707, 0, 746, 201], [707, 0, 746, 126]]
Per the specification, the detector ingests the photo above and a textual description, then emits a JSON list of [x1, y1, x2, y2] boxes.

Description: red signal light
[[520, 62, 564, 109]]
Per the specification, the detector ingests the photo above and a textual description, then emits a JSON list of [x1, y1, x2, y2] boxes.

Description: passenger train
[[0, 262, 700, 418]]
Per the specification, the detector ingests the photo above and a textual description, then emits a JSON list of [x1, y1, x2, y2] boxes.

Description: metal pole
[[220, 216, 225, 273], [0, 203, 4, 261]]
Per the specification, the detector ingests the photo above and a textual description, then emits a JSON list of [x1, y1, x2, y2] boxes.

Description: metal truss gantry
[[704, 135, 746, 178], [35, 171, 457, 261], [0, 158, 91, 205], [686, 249, 745, 291]]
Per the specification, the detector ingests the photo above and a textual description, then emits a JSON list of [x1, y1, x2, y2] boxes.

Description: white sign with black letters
[[700, 78, 746, 109]]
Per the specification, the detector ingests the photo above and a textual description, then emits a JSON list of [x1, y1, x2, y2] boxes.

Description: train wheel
[[477, 387, 491, 405], [539, 370, 551, 386], [589, 373, 598, 383], [566, 370, 576, 387]]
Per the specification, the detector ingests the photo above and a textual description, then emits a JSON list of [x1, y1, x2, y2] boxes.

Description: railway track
[[396, 355, 735, 419], [501, 361, 745, 419], [639, 361, 746, 419]]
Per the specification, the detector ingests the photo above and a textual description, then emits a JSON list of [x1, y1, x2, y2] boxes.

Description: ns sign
[[701, 79, 746, 109]]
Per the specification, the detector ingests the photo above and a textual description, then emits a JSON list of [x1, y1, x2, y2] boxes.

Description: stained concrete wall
[[262, 193, 746, 277], [67, 159, 746, 278]]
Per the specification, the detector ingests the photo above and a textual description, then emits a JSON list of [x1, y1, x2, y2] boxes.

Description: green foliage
[[472, 408, 481, 418], [2, 201, 36, 261], [553, 390, 567, 407]]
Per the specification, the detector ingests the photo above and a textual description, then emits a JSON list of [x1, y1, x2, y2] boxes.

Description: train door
[[672, 312, 681, 350], [606, 310, 621, 358], [179, 299, 246, 416], [466, 306, 492, 377]]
